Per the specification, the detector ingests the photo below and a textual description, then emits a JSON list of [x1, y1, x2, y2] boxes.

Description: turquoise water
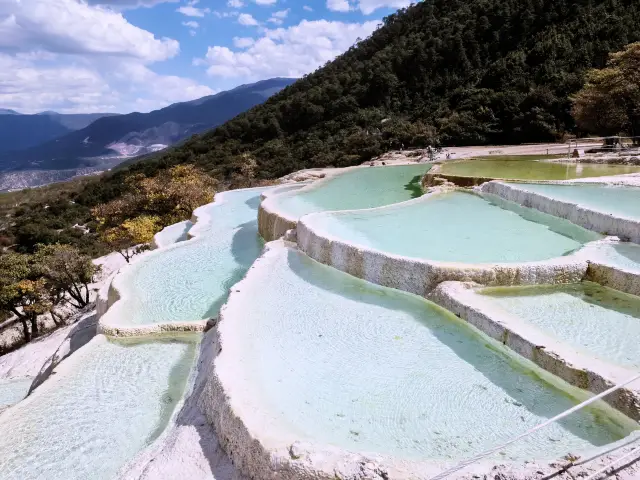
[[110, 188, 268, 325], [482, 282, 640, 369], [223, 247, 633, 461], [0, 335, 196, 480], [154, 220, 192, 247], [309, 191, 596, 263], [0, 378, 32, 409], [588, 242, 640, 273], [271, 164, 429, 219], [508, 183, 640, 220]]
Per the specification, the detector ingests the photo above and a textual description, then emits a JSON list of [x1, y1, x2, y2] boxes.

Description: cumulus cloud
[[327, 0, 350, 12], [0, 0, 179, 62], [233, 37, 255, 48], [176, 1, 210, 17], [238, 13, 259, 26], [357, 0, 411, 15], [86, 0, 178, 8], [227, 0, 244, 6], [327, 0, 411, 14], [268, 9, 289, 25], [213, 10, 239, 18], [0, 54, 115, 113], [0, 0, 214, 113], [253, 0, 277, 5], [199, 19, 379, 79]]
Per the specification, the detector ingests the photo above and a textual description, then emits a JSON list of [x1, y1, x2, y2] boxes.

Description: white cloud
[[177, 4, 210, 16], [326, 0, 412, 14], [303, 5, 313, 12], [238, 13, 259, 26], [182, 20, 199, 36], [0, 0, 179, 62], [213, 10, 239, 18], [86, 0, 178, 9], [227, 0, 244, 7], [327, 0, 350, 12], [357, 0, 411, 14], [268, 8, 289, 25], [233, 37, 255, 48], [253, 0, 277, 5], [0, 54, 115, 113], [0, 0, 214, 113], [199, 19, 378, 79]]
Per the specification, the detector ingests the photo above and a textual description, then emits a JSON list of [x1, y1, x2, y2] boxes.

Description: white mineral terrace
[[480, 181, 640, 244], [259, 163, 429, 241], [97, 186, 270, 337], [4, 158, 640, 480], [200, 241, 640, 480], [429, 281, 640, 421]]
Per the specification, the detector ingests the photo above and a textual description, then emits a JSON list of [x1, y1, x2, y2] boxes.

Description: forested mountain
[[99, 0, 640, 184], [0, 111, 118, 154], [3, 0, 640, 255], [0, 78, 295, 173]]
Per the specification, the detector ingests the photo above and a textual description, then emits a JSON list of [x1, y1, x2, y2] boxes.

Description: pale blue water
[[508, 183, 640, 220], [587, 242, 640, 273], [225, 247, 634, 461], [482, 282, 640, 369], [0, 378, 32, 409], [110, 188, 269, 325], [310, 191, 595, 263], [271, 164, 429, 219], [0, 336, 197, 480]]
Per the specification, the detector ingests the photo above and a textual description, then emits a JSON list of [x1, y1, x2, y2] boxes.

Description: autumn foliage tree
[[92, 165, 216, 261], [0, 245, 99, 343], [35, 244, 100, 309], [0, 253, 50, 341], [573, 42, 640, 140], [100, 216, 161, 262]]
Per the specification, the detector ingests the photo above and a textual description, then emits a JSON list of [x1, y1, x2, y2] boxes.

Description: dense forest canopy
[[2, 0, 640, 256], [127, 0, 640, 182]]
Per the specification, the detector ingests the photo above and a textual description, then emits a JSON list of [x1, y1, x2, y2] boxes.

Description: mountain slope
[[35, 112, 120, 131], [113, 0, 640, 183], [5, 0, 640, 255], [0, 112, 118, 154], [1, 78, 295, 172]]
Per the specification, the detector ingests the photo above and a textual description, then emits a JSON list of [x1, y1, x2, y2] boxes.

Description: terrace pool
[[505, 183, 640, 220], [108, 188, 269, 326], [269, 164, 429, 220], [439, 158, 640, 181], [481, 282, 640, 370], [0, 335, 197, 480], [307, 191, 599, 263], [216, 245, 634, 463]]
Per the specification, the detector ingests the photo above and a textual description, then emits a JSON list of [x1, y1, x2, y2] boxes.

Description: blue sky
[[0, 0, 411, 114]]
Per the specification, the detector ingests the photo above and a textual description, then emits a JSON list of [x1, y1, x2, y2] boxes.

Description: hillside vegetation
[[2, 0, 640, 256], [124, 0, 640, 182]]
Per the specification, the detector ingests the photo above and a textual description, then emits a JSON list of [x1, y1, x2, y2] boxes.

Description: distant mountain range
[[0, 111, 119, 154], [0, 77, 295, 190]]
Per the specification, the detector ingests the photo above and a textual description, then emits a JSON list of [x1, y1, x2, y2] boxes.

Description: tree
[[99, 215, 161, 262], [0, 253, 50, 341], [35, 244, 100, 309], [573, 42, 640, 140], [92, 165, 216, 260]]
